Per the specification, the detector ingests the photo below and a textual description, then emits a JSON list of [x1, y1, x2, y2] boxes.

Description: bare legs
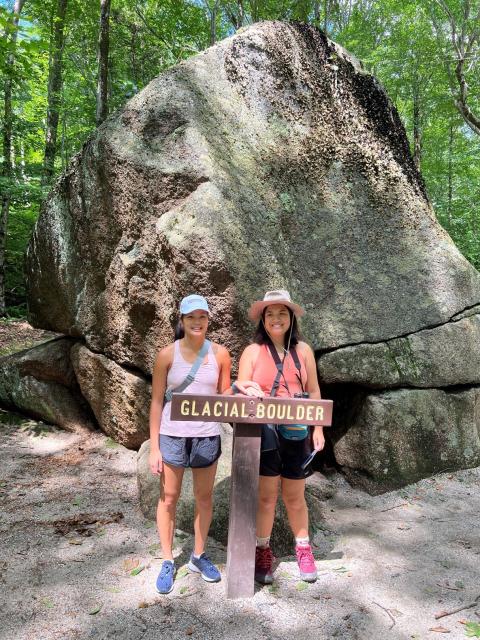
[[192, 462, 218, 555], [157, 462, 217, 560], [157, 464, 184, 560], [281, 477, 308, 538], [256, 475, 308, 539]]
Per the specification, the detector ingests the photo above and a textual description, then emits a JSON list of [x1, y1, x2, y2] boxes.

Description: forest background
[[1, 0, 479, 318]]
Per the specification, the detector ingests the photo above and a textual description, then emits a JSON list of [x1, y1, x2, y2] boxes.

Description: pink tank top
[[160, 340, 221, 437], [252, 344, 308, 397]]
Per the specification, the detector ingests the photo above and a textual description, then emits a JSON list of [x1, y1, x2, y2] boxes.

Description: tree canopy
[[1, 0, 479, 315]]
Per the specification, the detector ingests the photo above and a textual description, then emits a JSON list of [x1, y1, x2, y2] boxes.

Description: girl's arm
[[235, 344, 264, 397], [149, 345, 173, 475], [299, 342, 325, 451]]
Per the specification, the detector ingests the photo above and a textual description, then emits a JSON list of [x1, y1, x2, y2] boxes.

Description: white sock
[[193, 552, 203, 559], [295, 536, 310, 547], [256, 536, 270, 548]]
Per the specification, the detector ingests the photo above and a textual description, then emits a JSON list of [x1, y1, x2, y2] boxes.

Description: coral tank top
[[252, 344, 308, 397]]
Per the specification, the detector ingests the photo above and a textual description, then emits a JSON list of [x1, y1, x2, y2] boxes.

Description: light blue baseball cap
[[179, 294, 210, 315]]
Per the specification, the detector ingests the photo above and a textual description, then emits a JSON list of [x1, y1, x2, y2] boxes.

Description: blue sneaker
[[156, 560, 176, 594], [188, 553, 221, 582]]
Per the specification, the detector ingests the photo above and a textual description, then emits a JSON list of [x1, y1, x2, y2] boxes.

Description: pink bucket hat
[[248, 289, 305, 322]]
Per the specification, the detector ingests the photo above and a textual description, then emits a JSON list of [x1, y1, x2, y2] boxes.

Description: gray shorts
[[159, 434, 221, 468]]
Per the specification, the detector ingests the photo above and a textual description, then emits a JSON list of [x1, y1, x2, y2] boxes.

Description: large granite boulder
[[19, 21, 480, 488], [0, 338, 94, 432], [26, 21, 480, 371]]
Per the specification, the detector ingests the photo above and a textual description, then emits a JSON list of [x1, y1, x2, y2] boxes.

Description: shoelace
[[198, 555, 212, 568], [160, 563, 173, 577], [256, 547, 273, 569], [296, 546, 314, 568]]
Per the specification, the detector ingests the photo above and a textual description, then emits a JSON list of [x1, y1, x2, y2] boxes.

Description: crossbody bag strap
[[290, 346, 306, 394], [267, 343, 285, 398], [164, 339, 211, 403]]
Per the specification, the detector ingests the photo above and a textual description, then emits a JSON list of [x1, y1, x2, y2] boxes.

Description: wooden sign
[[170, 393, 333, 426]]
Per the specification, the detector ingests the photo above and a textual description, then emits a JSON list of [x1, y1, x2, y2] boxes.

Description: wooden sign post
[[171, 393, 333, 599]]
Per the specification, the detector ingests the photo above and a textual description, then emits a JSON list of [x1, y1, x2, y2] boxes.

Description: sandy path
[[1, 409, 479, 640]]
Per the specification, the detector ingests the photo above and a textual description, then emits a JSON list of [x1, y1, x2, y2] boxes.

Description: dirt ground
[[1, 409, 479, 640]]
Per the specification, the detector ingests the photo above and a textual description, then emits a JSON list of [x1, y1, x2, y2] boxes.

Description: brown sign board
[[170, 393, 333, 426]]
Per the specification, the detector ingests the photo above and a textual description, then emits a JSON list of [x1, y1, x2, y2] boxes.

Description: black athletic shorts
[[259, 433, 313, 480]]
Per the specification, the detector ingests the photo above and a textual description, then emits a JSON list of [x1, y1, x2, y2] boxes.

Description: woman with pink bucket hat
[[234, 290, 325, 585]]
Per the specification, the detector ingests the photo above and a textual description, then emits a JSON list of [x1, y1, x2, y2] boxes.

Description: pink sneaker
[[296, 543, 317, 582]]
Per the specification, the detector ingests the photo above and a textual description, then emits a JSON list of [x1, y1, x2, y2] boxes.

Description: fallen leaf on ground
[[296, 582, 308, 591], [179, 586, 189, 594], [68, 538, 83, 545], [177, 566, 189, 579], [434, 611, 449, 618], [465, 621, 480, 636], [397, 523, 411, 530], [138, 601, 149, 608], [428, 626, 450, 633], [106, 587, 121, 593], [42, 598, 54, 609], [130, 565, 145, 576], [123, 557, 140, 572], [88, 604, 103, 615], [185, 626, 194, 635]]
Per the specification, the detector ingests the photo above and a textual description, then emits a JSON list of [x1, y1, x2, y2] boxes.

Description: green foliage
[[465, 621, 480, 638], [2, 0, 480, 317]]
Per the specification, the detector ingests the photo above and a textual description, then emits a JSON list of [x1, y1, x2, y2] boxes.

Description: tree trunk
[[447, 122, 454, 226], [209, 2, 217, 46], [1, 0, 25, 317], [96, 0, 111, 127], [42, 0, 68, 186], [412, 76, 422, 171]]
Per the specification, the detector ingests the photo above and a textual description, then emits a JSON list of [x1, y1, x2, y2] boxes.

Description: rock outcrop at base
[[17, 21, 480, 488], [71, 344, 151, 449], [0, 338, 95, 432]]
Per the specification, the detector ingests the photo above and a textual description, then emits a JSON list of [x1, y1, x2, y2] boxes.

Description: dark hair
[[175, 318, 185, 340], [253, 308, 300, 347]]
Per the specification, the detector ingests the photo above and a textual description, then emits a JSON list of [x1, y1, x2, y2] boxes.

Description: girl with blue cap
[[149, 294, 232, 594]]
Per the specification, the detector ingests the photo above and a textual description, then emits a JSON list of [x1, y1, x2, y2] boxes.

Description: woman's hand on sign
[[236, 380, 264, 397], [149, 447, 163, 475], [313, 426, 325, 451]]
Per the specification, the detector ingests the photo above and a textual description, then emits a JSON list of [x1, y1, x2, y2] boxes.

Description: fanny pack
[[278, 424, 309, 441], [268, 344, 309, 441]]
